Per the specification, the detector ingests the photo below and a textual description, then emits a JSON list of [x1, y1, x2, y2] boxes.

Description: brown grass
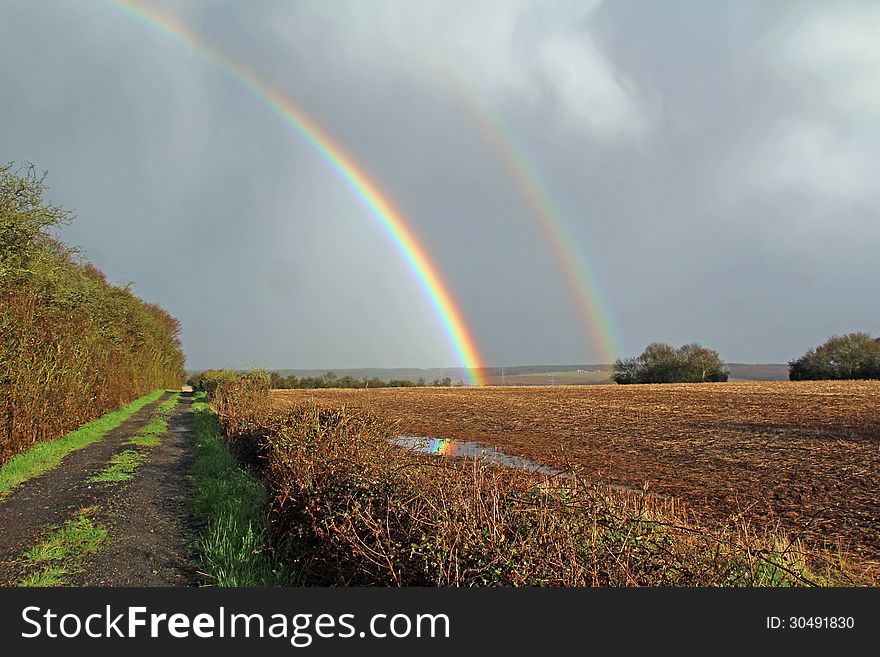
[[272, 381, 880, 565]]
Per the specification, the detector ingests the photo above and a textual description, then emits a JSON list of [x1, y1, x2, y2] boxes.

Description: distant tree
[[638, 343, 685, 383], [611, 357, 640, 385], [789, 333, 880, 380], [614, 342, 729, 384], [188, 369, 238, 395], [679, 343, 729, 382]]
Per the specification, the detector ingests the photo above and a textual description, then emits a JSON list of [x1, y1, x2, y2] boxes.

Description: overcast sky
[[2, 0, 878, 369]]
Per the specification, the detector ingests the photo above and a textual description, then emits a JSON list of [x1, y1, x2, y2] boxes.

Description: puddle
[[394, 436, 565, 477], [395, 437, 653, 497]]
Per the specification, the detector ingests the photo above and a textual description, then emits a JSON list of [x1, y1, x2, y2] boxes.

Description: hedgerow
[[0, 163, 184, 464]]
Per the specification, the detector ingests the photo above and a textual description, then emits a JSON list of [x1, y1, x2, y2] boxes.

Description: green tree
[[614, 342, 728, 384], [789, 333, 880, 380], [1, 163, 71, 286]]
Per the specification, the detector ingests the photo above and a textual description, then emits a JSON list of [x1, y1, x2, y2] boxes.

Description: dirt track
[[0, 393, 198, 586], [274, 381, 880, 562]]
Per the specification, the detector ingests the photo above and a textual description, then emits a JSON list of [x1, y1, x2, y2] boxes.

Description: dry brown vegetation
[[273, 381, 880, 566], [1, 165, 185, 465], [203, 376, 876, 585]]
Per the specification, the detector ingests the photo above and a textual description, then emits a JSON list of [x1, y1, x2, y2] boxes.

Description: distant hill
[[273, 363, 788, 385], [191, 363, 789, 386], [273, 367, 472, 384], [726, 363, 789, 382], [270, 365, 615, 386]]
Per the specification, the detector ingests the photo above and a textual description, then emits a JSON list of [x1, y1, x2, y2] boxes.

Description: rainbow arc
[[102, 0, 487, 384]]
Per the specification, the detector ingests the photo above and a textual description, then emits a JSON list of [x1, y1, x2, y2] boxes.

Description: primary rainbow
[[444, 73, 620, 364], [100, 0, 486, 385]]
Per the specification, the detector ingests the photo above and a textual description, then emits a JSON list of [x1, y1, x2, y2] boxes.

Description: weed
[[90, 395, 180, 482], [17, 511, 108, 587], [88, 450, 146, 483]]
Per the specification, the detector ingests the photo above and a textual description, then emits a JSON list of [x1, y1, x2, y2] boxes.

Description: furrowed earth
[[272, 380, 880, 563]]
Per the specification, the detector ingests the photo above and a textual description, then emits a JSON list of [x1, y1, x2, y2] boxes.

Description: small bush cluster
[[614, 342, 729, 384], [0, 164, 184, 464], [188, 370, 240, 400], [789, 333, 880, 381]]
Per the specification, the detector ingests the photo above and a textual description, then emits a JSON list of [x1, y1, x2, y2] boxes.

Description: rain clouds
[[1, 0, 878, 369]]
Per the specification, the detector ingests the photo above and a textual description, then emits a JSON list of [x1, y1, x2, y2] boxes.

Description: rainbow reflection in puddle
[[395, 436, 564, 477]]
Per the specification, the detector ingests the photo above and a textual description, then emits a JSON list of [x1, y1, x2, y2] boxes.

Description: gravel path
[[0, 392, 199, 586], [69, 394, 199, 586]]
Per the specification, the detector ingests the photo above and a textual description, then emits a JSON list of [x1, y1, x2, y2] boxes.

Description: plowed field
[[273, 381, 880, 561]]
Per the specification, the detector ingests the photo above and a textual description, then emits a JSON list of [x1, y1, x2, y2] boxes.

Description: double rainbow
[[101, 0, 487, 384], [443, 72, 620, 364]]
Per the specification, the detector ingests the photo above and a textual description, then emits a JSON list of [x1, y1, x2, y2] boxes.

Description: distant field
[[726, 363, 790, 382], [235, 363, 788, 386], [273, 381, 880, 561], [486, 370, 613, 385]]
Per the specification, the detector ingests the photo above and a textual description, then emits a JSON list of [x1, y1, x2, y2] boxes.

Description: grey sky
[[2, 0, 878, 369]]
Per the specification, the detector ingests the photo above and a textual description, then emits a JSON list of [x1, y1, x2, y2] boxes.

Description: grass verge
[[17, 507, 108, 587], [0, 389, 164, 500], [190, 393, 288, 586]]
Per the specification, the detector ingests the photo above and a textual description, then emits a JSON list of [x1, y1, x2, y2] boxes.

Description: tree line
[[188, 369, 457, 391], [193, 332, 880, 395]]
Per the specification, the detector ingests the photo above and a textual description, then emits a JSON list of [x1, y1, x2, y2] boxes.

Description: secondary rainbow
[[99, 0, 486, 384], [443, 72, 620, 364]]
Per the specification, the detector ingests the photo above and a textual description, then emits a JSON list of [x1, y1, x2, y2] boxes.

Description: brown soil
[[273, 381, 880, 563], [0, 393, 198, 586]]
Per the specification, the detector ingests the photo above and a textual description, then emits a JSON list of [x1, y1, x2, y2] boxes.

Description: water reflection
[[395, 436, 564, 477]]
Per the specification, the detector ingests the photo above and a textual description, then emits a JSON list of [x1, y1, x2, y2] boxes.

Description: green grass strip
[[0, 389, 164, 499], [191, 393, 288, 586], [88, 449, 147, 483], [125, 393, 179, 447], [17, 508, 108, 587], [91, 394, 181, 481]]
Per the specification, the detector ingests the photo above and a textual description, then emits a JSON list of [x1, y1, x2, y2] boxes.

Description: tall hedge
[[0, 163, 185, 464]]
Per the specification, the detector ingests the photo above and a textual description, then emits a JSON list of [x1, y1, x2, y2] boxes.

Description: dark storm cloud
[[2, 0, 878, 368]]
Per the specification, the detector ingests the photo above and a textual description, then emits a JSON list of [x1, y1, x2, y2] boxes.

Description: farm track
[[274, 381, 880, 563], [0, 393, 198, 586], [67, 394, 198, 586]]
